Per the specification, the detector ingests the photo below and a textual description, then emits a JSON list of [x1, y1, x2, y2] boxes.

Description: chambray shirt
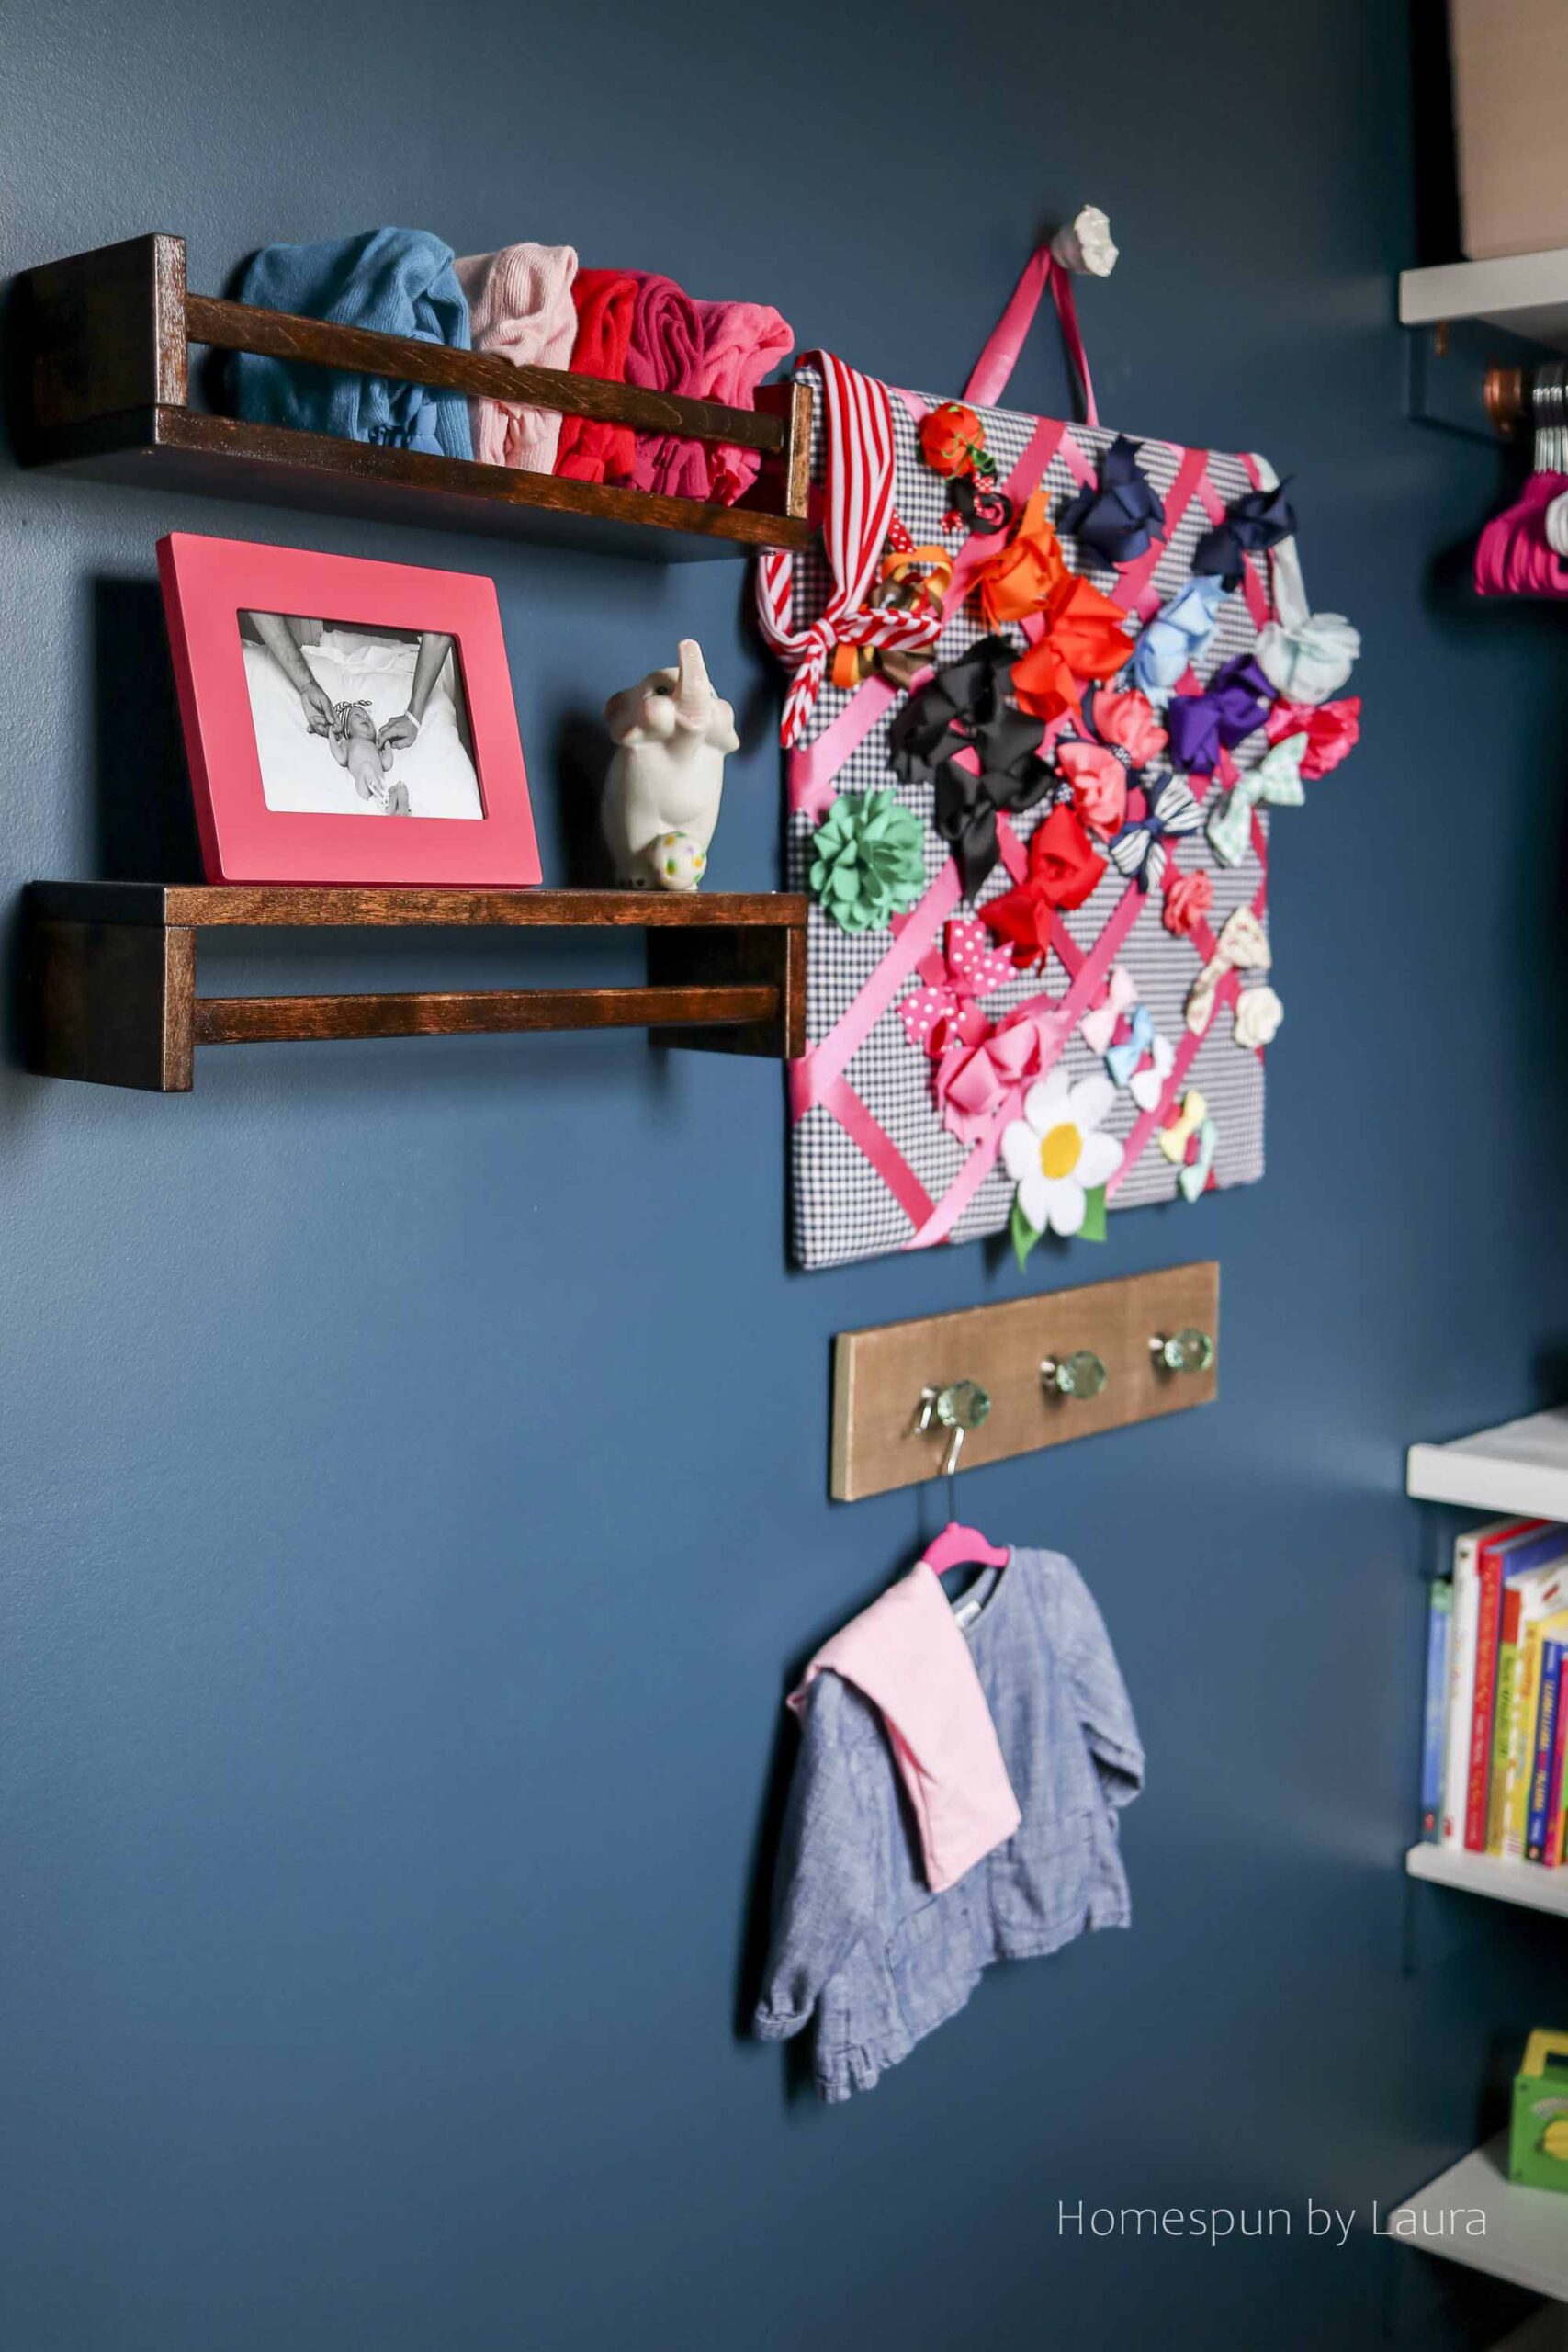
[[754, 1548, 1143, 2102]]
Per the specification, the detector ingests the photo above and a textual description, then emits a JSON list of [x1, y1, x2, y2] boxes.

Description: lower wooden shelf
[[23, 883, 807, 1089]]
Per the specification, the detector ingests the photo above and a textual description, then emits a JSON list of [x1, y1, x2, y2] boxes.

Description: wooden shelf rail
[[23, 883, 808, 1090], [12, 234, 814, 560]]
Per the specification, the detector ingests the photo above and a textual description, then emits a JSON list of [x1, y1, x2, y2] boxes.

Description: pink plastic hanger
[[921, 1521, 1010, 1577]]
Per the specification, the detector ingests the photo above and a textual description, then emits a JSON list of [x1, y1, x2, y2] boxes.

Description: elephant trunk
[[673, 639, 711, 729]]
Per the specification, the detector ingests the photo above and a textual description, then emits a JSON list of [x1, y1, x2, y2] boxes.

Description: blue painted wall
[[3, 4, 1567, 2346]]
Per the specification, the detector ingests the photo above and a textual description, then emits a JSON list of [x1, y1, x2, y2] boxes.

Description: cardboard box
[[1451, 0, 1568, 259]]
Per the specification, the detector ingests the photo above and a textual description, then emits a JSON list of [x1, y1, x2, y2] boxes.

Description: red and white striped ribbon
[[755, 351, 943, 748]]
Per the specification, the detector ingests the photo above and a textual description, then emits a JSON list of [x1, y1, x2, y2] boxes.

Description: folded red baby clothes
[[624, 270, 707, 500], [455, 242, 579, 471], [554, 268, 638, 485]]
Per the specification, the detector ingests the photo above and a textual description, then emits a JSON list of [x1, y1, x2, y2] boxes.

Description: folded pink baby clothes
[[1475, 469, 1568, 598], [788, 1561, 1021, 1893], [455, 243, 579, 472], [623, 270, 707, 500], [694, 298, 793, 504]]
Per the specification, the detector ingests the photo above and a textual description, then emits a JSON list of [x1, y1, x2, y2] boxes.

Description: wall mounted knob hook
[[915, 1379, 991, 1476], [1040, 1350, 1107, 1401], [1150, 1327, 1214, 1374]]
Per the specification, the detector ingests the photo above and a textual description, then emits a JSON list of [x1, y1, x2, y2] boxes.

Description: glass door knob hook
[[1150, 1328, 1214, 1374], [915, 1379, 992, 1475], [1040, 1350, 1108, 1401]]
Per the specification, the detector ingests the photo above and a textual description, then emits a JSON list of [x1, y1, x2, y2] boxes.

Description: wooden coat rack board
[[830, 1262, 1220, 1500], [11, 233, 814, 560]]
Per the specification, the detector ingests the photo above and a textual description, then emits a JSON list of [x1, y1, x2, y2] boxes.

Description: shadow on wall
[[91, 576, 202, 881]]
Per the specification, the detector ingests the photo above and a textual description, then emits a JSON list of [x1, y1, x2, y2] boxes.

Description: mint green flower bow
[[809, 789, 927, 933], [1206, 730, 1307, 867]]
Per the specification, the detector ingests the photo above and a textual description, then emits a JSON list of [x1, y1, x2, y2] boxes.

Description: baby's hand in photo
[[377, 712, 419, 756], [300, 680, 334, 735]]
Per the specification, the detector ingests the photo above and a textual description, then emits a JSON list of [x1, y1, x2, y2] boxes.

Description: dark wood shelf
[[24, 883, 807, 1090], [13, 235, 815, 562]]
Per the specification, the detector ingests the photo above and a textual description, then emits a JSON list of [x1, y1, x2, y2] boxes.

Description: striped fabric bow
[[1108, 777, 1201, 890], [1206, 732, 1307, 867], [755, 353, 944, 747], [900, 919, 1018, 1059], [1185, 906, 1271, 1035]]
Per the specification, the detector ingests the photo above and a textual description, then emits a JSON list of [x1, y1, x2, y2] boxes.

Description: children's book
[[1443, 1521, 1529, 1848], [1463, 1521, 1547, 1850], [1511, 1588, 1568, 1859], [1421, 1579, 1452, 1842], [1527, 1639, 1564, 1864], [1489, 1586, 1523, 1853], [1548, 1664, 1568, 1869]]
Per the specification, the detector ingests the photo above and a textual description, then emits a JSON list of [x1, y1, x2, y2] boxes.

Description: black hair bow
[[889, 637, 1052, 899], [1191, 479, 1297, 591], [1057, 434, 1166, 568]]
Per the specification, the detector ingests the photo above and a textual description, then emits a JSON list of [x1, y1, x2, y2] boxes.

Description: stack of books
[[1421, 1518, 1568, 1863]]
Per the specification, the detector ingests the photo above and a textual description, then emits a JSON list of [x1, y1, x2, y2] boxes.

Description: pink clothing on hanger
[[455, 243, 580, 472], [1475, 469, 1568, 597], [788, 1561, 1021, 1893]]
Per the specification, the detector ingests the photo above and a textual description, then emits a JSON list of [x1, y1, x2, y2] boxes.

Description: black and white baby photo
[[240, 612, 483, 819]]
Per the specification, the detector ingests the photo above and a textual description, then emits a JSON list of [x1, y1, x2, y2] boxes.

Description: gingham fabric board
[[782, 368, 1286, 1272]]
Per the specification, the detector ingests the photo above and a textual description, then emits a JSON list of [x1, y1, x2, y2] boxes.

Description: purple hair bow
[[1191, 480, 1297, 591], [1058, 435, 1166, 569], [1167, 656, 1275, 774]]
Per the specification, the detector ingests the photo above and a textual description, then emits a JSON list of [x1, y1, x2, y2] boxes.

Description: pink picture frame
[[157, 533, 541, 886]]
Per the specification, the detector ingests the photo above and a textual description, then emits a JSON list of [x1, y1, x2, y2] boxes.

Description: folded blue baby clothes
[[231, 228, 474, 460], [754, 1548, 1143, 2103]]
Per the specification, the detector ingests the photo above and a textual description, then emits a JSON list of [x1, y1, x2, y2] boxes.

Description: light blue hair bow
[[1105, 1005, 1156, 1087], [1129, 575, 1226, 705]]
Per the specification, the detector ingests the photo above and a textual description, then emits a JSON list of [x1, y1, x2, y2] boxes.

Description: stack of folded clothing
[[229, 226, 793, 505]]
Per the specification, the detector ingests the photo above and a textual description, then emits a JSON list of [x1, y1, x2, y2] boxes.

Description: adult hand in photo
[[377, 711, 421, 755], [299, 678, 334, 736]]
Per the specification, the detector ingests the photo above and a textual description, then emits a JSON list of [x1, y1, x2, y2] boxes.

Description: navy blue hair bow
[[1058, 435, 1166, 569], [1191, 480, 1296, 592]]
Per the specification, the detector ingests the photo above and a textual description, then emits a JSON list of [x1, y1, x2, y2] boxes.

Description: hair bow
[[1056, 738, 1128, 840], [1009, 573, 1134, 726], [1079, 966, 1137, 1057], [1104, 1004, 1168, 1094], [1107, 776, 1201, 890], [983, 807, 1109, 967], [1084, 684, 1168, 768], [1167, 656, 1275, 775], [900, 918, 1018, 1059], [1206, 731, 1306, 866], [976, 492, 1066, 628], [1264, 694, 1359, 778], [1185, 906, 1271, 1035], [934, 1007, 1057, 1147], [1129, 576, 1225, 704], [1191, 480, 1298, 592], [1058, 434, 1166, 569], [888, 638, 1052, 899], [1254, 611, 1359, 705], [1158, 1089, 1218, 1201]]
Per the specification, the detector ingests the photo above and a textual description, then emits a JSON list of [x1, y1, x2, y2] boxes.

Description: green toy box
[[1509, 2029, 1568, 2191]]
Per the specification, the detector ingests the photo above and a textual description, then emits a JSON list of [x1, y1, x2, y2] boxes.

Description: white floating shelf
[[1400, 251, 1568, 352], [1406, 1843, 1568, 1919], [1389, 2136, 1568, 2302], [1406, 1409, 1568, 1521]]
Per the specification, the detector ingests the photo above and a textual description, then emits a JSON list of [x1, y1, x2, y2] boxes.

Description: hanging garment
[[694, 297, 794, 504], [231, 228, 474, 460], [1474, 469, 1568, 597], [454, 242, 579, 472], [754, 1548, 1142, 2103], [789, 1558, 1021, 1893], [553, 268, 638, 485]]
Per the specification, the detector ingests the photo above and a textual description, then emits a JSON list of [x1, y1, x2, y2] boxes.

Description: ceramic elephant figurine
[[602, 639, 739, 890]]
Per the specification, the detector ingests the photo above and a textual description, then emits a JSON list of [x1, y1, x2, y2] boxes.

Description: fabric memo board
[[761, 251, 1357, 1273]]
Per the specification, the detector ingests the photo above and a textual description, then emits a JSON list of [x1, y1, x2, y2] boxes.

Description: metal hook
[[914, 1379, 992, 1479]]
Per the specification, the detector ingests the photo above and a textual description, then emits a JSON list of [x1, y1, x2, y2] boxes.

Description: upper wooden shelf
[[12, 234, 815, 561], [24, 882, 807, 1090]]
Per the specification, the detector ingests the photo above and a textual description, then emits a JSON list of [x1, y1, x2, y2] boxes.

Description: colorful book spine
[[1443, 1524, 1510, 1846], [1489, 1587, 1523, 1853], [1510, 1593, 1568, 1858], [1466, 1521, 1542, 1849], [1549, 1669, 1568, 1869], [1527, 1642, 1563, 1864], [1421, 1579, 1453, 1842]]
